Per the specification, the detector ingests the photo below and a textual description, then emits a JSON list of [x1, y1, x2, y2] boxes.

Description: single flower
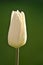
[[8, 10, 27, 48]]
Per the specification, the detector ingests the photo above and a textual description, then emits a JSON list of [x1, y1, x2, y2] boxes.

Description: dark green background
[[0, 1, 43, 65]]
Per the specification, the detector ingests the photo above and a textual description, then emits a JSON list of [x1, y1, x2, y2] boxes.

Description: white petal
[[8, 11, 22, 48], [19, 11, 27, 45]]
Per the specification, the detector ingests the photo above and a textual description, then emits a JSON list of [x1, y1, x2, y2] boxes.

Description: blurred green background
[[0, 1, 43, 65]]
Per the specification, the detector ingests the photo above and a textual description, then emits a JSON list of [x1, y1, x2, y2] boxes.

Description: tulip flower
[[8, 10, 27, 65], [8, 10, 27, 48]]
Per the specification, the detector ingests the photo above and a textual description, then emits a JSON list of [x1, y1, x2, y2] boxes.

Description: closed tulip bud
[[8, 10, 27, 48]]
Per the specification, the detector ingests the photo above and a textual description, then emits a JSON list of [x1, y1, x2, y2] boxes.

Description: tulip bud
[[8, 10, 27, 48]]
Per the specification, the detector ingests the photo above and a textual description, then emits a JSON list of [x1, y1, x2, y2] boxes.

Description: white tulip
[[8, 10, 27, 48]]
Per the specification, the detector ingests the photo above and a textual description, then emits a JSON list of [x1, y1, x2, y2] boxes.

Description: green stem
[[16, 48, 19, 65]]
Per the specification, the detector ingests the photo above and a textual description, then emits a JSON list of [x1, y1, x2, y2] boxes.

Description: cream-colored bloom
[[8, 10, 27, 48]]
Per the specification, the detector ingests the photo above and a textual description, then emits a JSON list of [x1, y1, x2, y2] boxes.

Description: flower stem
[[16, 48, 19, 65]]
